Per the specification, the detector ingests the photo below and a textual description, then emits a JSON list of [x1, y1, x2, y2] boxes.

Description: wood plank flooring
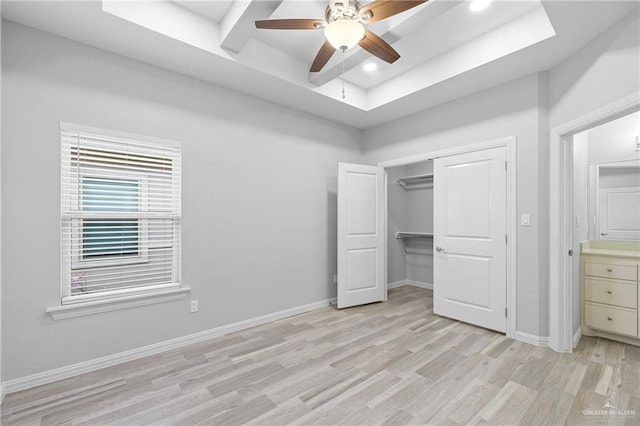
[[2, 286, 639, 425]]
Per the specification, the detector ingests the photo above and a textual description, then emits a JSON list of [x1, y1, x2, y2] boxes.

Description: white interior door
[[433, 147, 507, 332], [337, 163, 385, 309], [598, 187, 640, 240]]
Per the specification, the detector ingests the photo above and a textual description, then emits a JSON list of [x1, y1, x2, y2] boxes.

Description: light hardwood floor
[[2, 286, 639, 425]]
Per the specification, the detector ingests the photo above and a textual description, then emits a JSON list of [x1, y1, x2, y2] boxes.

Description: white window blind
[[61, 126, 181, 304]]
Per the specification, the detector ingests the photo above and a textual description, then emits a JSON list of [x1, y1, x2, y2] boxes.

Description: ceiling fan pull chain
[[341, 54, 345, 99]]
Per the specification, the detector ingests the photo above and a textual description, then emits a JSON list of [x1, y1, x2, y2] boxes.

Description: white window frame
[[49, 123, 188, 319]]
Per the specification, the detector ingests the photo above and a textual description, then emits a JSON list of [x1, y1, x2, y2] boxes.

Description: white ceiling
[[175, 0, 233, 22], [2, 1, 638, 129]]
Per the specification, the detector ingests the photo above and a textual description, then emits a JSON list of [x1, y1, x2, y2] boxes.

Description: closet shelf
[[396, 173, 433, 189], [395, 232, 434, 239]]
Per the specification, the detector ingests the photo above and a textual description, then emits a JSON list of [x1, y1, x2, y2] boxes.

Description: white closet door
[[433, 147, 507, 332], [337, 163, 385, 309], [598, 187, 640, 240]]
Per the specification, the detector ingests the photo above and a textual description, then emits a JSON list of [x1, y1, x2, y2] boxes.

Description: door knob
[[436, 246, 445, 252], [601, 233, 608, 236]]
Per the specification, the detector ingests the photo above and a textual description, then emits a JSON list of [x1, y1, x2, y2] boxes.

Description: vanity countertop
[[581, 240, 640, 259]]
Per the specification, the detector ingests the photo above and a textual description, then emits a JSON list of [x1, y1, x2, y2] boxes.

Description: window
[[61, 125, 181, 304]]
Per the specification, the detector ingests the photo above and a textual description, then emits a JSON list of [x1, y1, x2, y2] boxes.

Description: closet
[[337, 142, 511, 333], [387, 160, 434, 289]]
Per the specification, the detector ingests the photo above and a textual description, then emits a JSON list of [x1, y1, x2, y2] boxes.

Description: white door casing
[[433, 146, 507, 332], [337, 163, 385, 309]]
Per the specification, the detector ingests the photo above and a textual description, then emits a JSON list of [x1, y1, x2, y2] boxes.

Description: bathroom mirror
[[587, 159, 640, 241]]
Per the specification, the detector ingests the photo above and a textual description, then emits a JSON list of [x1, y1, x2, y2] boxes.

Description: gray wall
[[1, 21, 364, 381], [599, 167, 640, 189], [587, 111, 640, 165], [386, 166, 408, 285], [549, 10, 639, 128], [572, 132, 589, 337], [364, 73, 548, 337], [405, 161, 433, 285]]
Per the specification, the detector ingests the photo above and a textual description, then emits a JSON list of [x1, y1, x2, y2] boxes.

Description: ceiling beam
[[220, 0, 283, 53]]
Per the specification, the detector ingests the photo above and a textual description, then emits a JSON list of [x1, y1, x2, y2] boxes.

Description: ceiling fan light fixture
[[324, 19, 365, 51]]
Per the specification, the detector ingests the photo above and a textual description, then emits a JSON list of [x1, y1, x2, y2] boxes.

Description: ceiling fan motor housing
[[325, 1, 361, 24]]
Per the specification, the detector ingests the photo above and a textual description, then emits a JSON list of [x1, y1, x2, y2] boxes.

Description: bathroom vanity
[[581, 240, 640, 346]]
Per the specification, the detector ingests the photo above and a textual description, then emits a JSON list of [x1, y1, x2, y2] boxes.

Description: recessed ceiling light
[[363, 62, 377, 72], [469, 0, 492, 12]]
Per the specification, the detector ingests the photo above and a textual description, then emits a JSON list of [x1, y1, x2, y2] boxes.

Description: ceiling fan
[[255, 0, 427, 72]]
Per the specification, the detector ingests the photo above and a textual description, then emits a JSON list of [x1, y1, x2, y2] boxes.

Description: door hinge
[[505, 161, 508, 171], [568, 249, 573, 256], [505, 308, 508, 317], [505, 234, 508, 244]]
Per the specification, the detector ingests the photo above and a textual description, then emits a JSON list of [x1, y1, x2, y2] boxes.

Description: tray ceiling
[[2, 0, 638, 128]]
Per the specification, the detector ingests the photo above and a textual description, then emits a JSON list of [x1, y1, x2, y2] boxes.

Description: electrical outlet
[[333, 274, 337, 284], [190, 299, 198, 313]]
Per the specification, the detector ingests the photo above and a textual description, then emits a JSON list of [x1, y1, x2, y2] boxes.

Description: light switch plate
[[521, 214, 531, 226]]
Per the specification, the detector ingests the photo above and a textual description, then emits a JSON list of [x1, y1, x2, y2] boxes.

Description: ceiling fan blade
[[310, 40, 336, 72], [255, 19, 324, 30], [359, 0, 427, 23], [358, 29, 400, 64]]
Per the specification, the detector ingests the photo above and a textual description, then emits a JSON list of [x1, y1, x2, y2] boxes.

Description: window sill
[[46, 287, 191, 320]]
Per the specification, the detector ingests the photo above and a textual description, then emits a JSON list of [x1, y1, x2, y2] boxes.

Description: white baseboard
[[387, 280, 433, 290], [515, 331, 550, 347], [2, 297, 335, 394], [387, 280, 407, 289], [573, 327, 582, 348], [406, 280, 433, 290]]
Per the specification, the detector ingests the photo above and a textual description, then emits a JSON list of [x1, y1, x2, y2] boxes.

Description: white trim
[[60, 122, 181, 149], [387, 280, 408, 289], [406, 280, 433, 290], [515, 331, 550, 347], [549, 92, 640, 353], [380, 136, 517, 340], [378, 137, 515, 168], [573, 327, 582, 348], [46, 287, 191, 320], [9, 297, 335, 394], [383, 169, 389, 302], [387, 280, 434, 290], [554, 93, 640, 136]]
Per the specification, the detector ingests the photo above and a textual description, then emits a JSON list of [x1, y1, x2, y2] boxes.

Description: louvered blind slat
[[61, 127, 181, 302]]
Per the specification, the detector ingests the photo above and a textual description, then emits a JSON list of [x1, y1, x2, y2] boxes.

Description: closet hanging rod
[[396, 173, 434, 189], [395, 232, 434, 239]]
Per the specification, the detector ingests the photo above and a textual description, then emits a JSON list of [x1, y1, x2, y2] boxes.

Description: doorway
[[568, 111, 640, 347], [379, 137, 517, 337], [549, 94, 640, 352]]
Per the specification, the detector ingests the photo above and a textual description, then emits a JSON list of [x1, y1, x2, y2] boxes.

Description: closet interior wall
[[387, 160, 434, 288], [387, 166, 409, 286]]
